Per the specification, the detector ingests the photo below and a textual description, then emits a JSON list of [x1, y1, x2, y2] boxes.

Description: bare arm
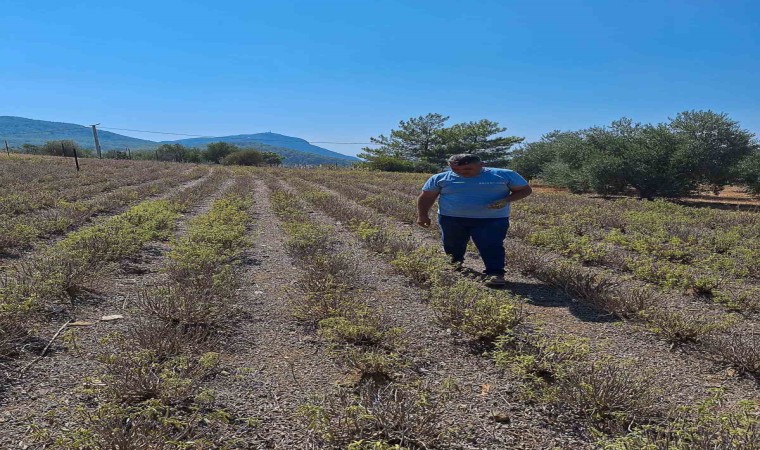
[[416, 190, 440, 227], [508, 184, 533, 202], [487, 184, 533, 209]]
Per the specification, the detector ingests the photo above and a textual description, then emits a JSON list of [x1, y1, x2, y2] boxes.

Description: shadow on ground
[[506, 281, 620, 324]]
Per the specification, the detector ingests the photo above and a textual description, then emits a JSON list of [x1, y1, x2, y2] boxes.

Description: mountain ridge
[[0, 116, 359, 165]]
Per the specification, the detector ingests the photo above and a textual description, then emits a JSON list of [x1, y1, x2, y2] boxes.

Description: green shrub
[[430, 280, 523, 342]]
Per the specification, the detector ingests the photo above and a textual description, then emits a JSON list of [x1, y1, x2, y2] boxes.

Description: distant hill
[[0, 116, 359, 166], [168, 132, 358, 162], [0, 116, 157, 150]]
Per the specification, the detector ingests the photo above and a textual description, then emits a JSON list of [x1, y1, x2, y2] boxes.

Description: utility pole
[[4, 140, 9, 156], [90, 123, 102, 159]]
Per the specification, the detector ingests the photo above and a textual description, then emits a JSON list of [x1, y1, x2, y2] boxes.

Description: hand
[[417, 215, 431, 227], [487, 198, 509, 209]]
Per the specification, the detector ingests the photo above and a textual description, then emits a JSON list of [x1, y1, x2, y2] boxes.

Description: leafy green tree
[[669, 110, 757, 192], [733, 149, 760, 196], [509, 131, 564, 180], [533, 119, 700, 198], [156, 143, 191, 162], [359, 113, 522, 168], [590, 122, 696, 199], [436, 119, 523, 166], [261, 151, 284, 166], [40, 140, 79, 157], [358, 113, 448, 163], [185, 148, 203, 163], [222, 150, 262, 166], [21, 143, 40, 154], [204, 142, 239, 164], [354, 155, 416, 172]]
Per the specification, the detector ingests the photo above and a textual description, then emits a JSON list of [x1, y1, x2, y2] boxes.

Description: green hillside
[[168, 132, 358, 161], [0, 116, 157, 150], [0, 116, 358, 166]]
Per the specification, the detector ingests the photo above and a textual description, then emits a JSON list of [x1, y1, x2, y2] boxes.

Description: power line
[[0, 124, 378, 145], [98, 125, 376, 145], [99, 127, 209, 137]]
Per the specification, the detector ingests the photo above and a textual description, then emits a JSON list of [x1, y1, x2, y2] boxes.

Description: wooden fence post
[[66, 142, 80, 171]]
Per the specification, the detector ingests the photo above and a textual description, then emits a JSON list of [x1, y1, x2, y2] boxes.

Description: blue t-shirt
[[422, 167, 529, 218]]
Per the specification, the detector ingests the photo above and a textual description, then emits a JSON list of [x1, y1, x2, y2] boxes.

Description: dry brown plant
[[300, 382, 451, 448], [126, 319, 219, 359], [703, 330, 760, 377], [136, 279, 238, 329], [555, 360, 664, 434]]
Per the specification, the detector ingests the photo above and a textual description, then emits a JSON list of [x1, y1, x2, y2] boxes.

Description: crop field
[[1, 154, 759, 449]]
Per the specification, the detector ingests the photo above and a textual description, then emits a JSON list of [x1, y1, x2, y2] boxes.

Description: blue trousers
[[438, 214, 510, 275]]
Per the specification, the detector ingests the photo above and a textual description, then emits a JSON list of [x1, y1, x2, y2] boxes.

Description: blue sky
[[2, 0, 758, 156]]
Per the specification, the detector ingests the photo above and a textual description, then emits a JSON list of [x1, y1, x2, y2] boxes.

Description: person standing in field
[[416, 154, 532, 287]]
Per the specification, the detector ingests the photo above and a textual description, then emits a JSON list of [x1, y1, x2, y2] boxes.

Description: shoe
[[484, 275, 506, 288], [451, 260, 464, 271]]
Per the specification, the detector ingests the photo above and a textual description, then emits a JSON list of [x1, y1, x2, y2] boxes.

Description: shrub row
[[296, 173, 760, 378], [0, 166, 209, 255], [37, 175, 256, 449], [510, 240, 760, 377], [0, 169, 227, 361], [281, 175, 760, 446], [0, 161, 192, 217], [264, 176, 450, 449], [301, 171, 760, 314]]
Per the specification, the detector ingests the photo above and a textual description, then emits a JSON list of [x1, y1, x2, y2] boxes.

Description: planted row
[[265, 177, 452, 449], [36, 176, 256, 448], [300, 169, 760, 311], [297, 174, 760, 375], [0, 166, 209, 256], [0, 169, 227, 361], [280, 175, 759, 447]]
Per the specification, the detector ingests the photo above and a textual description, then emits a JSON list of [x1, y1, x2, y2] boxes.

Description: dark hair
[[447, 154, 482, 166]]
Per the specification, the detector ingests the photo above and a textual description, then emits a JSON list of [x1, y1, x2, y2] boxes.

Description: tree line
[[357, 111, 760, 198], [11, 141, 283, 167]]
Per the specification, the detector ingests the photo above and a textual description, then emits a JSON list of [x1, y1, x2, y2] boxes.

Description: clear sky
[[2, 0, 758, 156]]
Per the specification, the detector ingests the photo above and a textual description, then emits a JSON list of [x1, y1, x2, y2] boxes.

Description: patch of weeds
[[37, 400, 227, 450], [99, 349, 220, 405], [351, 221, 392, 253], [137, 277, 238, 328], [599, 390, 759, 449], [298, 382, 452, 449], [712, 287, 760, 314], [283, 222, 334, 259], [430, 280, 523, 342], [703, 331, 760, 377], [126, 319, 219, 359], [390, 247, 450, 287], [348, 441, 407, 450], [303, 253, 359, 287], [0, 304, 31, 358], [319, 311, 403, 348], [337, 348, 408, 384], [641, 308, 732, 346], [269, 191, 308, 221], [554, 359, 664, 434], [493, 330, 590, 387], [290, 276, 363, 323]]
